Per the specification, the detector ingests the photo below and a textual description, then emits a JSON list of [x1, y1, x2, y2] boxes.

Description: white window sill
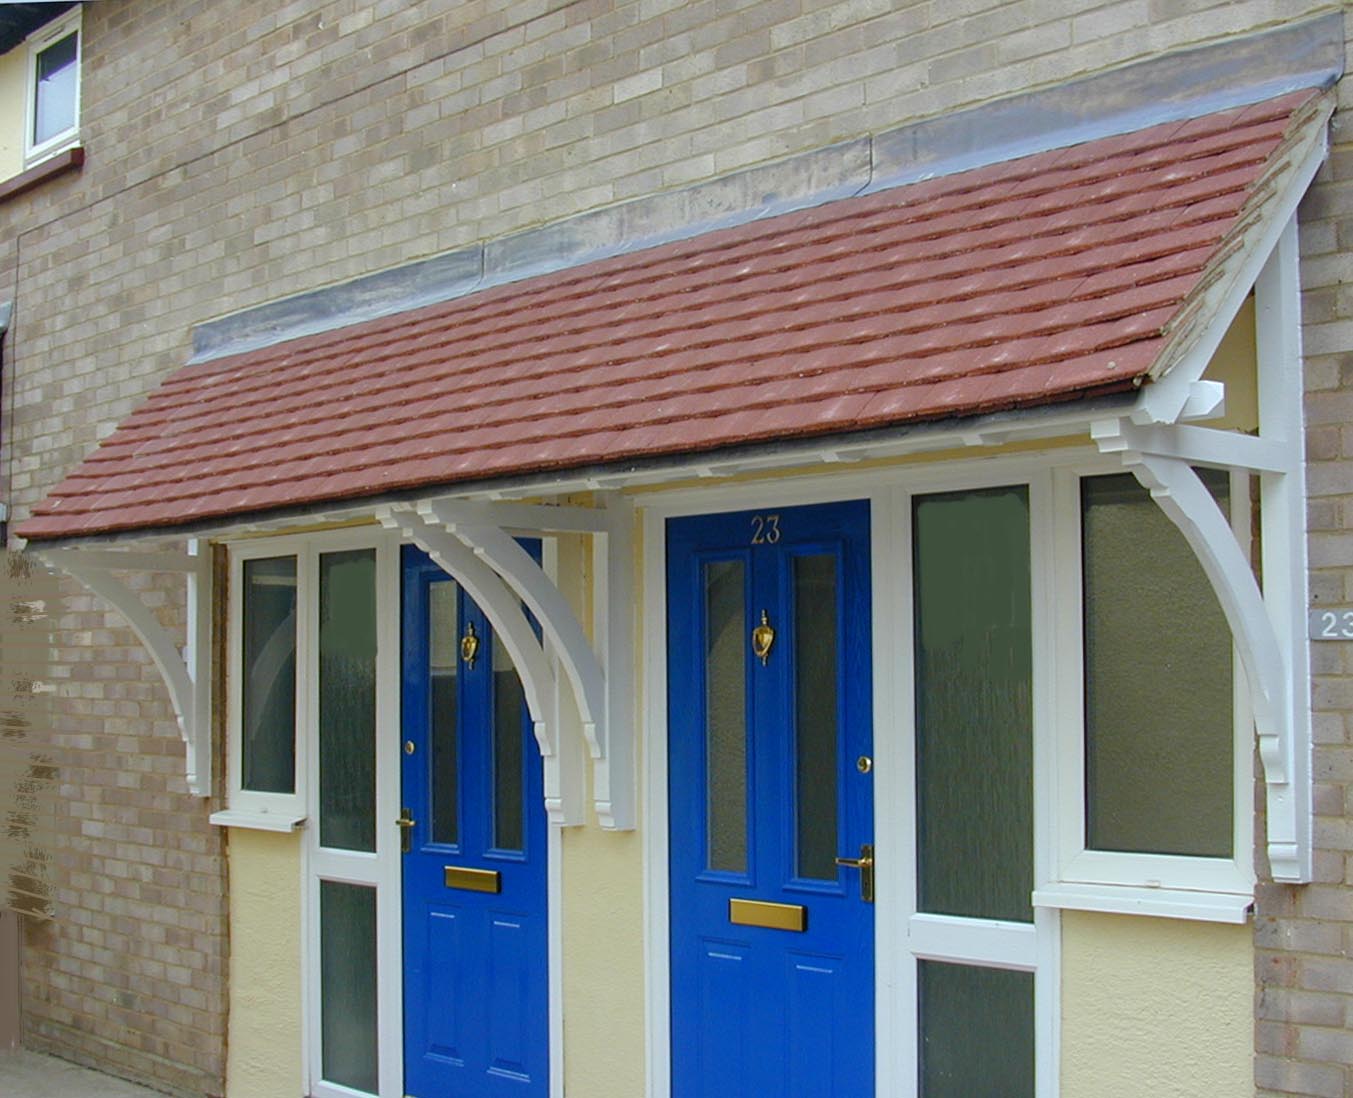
[[209, 808, 307, 833], [1033, 882, 1254, 924]]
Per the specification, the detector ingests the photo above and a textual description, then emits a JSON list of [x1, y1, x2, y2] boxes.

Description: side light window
[[1080, 471, 1234, 858], [240, 556, 298, 794], [25, 12, 81, 165]]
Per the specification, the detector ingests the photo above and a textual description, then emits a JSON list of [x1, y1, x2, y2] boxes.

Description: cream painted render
[[1060, 911, 1253, 1098], [0, 48, 26, 181], [225, 830, 303, 1098]]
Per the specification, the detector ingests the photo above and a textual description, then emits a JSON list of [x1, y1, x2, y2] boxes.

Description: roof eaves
[[19, 391, 1140, 550], [1133, 89, 1335, 425]]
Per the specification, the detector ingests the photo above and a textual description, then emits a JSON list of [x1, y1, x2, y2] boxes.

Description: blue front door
[[401, 546, 549, 1098], [668, 500, 875, 1098]]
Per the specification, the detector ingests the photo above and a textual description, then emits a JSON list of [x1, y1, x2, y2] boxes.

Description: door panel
[[402, 546, 548, 1098], [668, 500, 874, 1098]]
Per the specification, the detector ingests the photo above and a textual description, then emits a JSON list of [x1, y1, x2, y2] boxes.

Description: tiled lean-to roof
[[20, 88, 1330, 542]]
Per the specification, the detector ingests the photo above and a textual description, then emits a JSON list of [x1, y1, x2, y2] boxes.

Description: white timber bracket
[[37, 543, 214, 797], [1093, 217, 1312, 882], [378, 495, 636, 831]]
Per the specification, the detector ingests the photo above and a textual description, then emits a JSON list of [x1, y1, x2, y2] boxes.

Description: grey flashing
[[190, 11, 1344, 364], [869, 10, 1345, 191], [191, 140, 870, 364], [484, 139, 871, 287], [191, 246, 483, 362]]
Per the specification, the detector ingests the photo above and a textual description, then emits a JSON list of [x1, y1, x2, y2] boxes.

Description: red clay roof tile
[[19, 88, 1327, 541]]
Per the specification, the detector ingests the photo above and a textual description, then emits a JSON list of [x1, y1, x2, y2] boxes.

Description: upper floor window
[[25, 8, 81, 166]]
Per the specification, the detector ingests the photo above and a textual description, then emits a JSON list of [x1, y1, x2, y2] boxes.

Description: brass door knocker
[[751, 610, 775, 665], [460, 621, 480, 668]]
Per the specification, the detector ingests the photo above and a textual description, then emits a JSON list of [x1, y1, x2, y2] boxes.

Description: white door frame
[[639, 458, 1064, 1098], [282, 527, 565, 1098]]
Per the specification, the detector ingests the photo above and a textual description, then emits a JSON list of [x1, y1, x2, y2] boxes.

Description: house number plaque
[[1309, 608, 1353, 640]]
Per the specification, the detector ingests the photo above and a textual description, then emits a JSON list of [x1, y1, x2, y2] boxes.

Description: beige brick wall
[[1263, 31, 1353, 1095], [1, 1, 1350, 1094]]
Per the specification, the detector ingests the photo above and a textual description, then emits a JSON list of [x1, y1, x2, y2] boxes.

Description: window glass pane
[[794, 553, 838, 881], [33, 32, 77, 145], [429, 579, 458, 846], [241, 556, 296, 793], [919, 961, 1034, 1098], [914, 487, 1033, 922], [492, 628, 526, 852], [705, 559, 747, 873], [1081, 471, 1234, 857], [320, 881, 378, 1094], [319, 549, 377, 852]]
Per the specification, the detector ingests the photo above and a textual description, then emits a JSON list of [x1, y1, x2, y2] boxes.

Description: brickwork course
[[0, 1, 1351, 1095]]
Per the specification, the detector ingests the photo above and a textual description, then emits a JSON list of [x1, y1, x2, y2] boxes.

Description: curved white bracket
[[1095, 217, 1312, 882], [432, 511, 604, 751], [38, 546, 213, 797], [423, 496, 635, 830], [380, 510, 554, 749], [1125, 456, 1286, 753], [377, 508, 582, 826]]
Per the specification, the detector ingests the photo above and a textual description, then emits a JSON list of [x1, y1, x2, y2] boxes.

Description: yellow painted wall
[[0, 48, 27, 180], [557, 524, 649, 1098], [1060, 911, 1253, 1098], [226, 829, 304, 1098], [1201, 296, 1259, 433], [561, 816, 646, 1096]]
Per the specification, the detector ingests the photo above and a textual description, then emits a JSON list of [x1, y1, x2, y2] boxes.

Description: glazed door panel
[[402, 546, 548, 1098], [668, 501, 874, 1098]]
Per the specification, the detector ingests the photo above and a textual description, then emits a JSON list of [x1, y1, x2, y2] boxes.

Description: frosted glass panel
[[1082, 472, 1234, 857], [492, 629, 526, 852], [913, 487, 1033, 922], [241, 556, 296, 793], [429, 579, 458, 846], [919, 961, 1033, 1098], [319, 549, 377, 852], [33, 32, 77, 145], [794, 553, 838, 881], [320, 881, 378, 1093], [705, 559, 747, 874]]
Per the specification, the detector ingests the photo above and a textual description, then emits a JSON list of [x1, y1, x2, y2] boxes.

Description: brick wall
[[1261, 36, 1353, 1096], [1, 1, 1349, 1094]]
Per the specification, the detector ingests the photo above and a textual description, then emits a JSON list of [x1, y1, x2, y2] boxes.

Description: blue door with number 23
[[668, 500, 875, 1098], [401, 545, 549, 1098]]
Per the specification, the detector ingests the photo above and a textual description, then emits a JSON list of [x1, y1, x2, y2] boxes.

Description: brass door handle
[[834, 843, 874, 903], [396, 808, 415, 854]]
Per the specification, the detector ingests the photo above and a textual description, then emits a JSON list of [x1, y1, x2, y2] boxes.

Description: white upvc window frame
[[1037, 459, 1255, 922], [640, 445, 1264, 1095], [213, 541, 309, 830], [890, 461, 1061, 1098], [23, 7, 82, 168], [223, 526, 401, 1098]]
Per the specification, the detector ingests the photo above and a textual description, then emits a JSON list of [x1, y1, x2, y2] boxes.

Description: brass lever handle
[[834, 843, 874, 903], [396, 807, 415, 854]]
